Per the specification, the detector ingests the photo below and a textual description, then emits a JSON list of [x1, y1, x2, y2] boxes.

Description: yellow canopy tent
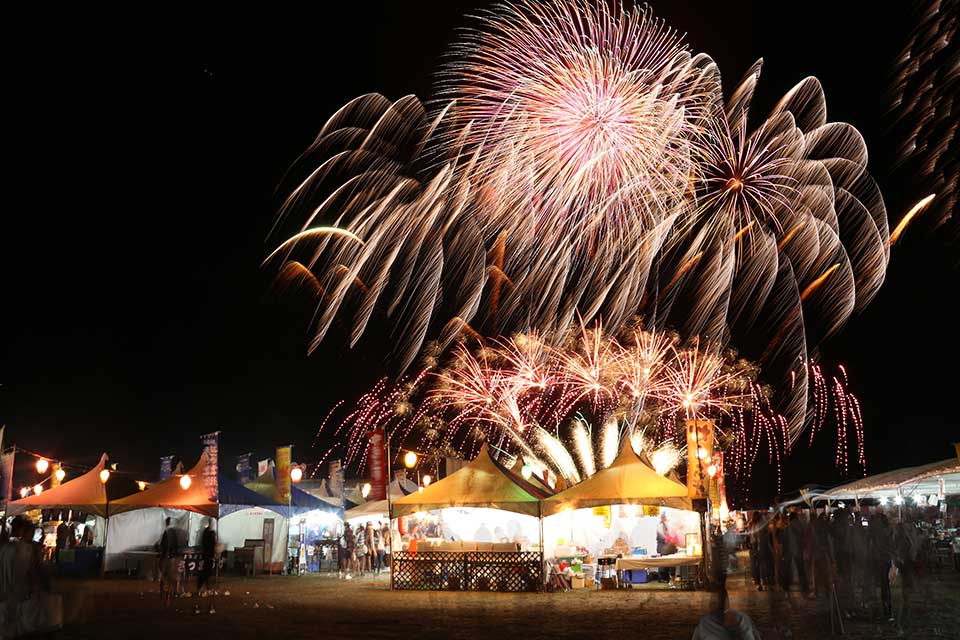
[[541, 442, 691, 516], [7, 453, 110, 517], [391, 444, 542, 519]]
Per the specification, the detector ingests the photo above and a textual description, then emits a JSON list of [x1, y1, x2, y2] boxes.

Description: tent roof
[[542, 442, 691, 516], [110, 452, 220, 518], [245, 469, 341, 515], [8, 454, 110, 517], [345, 476, 448, 521], [817, 458, 960, 501], [391, 444, 542, 518], [111, 452, 282, 518]]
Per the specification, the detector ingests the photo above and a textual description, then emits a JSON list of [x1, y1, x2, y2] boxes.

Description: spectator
[[691, 588, 761, 640]]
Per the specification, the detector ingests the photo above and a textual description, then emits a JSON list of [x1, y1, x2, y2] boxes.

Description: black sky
[[2, 2, 957, 500]]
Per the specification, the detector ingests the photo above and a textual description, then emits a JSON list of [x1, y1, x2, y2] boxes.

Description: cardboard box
[[571, 576, 585, 589]]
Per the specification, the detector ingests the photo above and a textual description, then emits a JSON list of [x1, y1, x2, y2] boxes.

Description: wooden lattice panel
[[393, 551, 542, 592]]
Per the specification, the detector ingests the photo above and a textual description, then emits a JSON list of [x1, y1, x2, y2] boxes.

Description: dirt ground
[[51, 562, 960, 639]]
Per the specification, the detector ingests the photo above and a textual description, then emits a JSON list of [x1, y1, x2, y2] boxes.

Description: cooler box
[[624, 569, 648, 584]]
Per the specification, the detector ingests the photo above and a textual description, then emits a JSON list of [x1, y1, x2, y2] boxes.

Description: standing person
[[195, 519, 217, 613], [656, 513, 674, 583], [812, 511, 832, 598], [747, 513, 764, 591], [894, 519, 918, 625], [380, 521, 391, 571], [373, 523, 385, 574], [55, 521, 71, 559], [756, 514, 774, 590], [868, 513, 895, 621], [786, 512, 810, 595], [158, 517, 181, 606], [364, 522, 375, 574], [343, 523, 355, 580]]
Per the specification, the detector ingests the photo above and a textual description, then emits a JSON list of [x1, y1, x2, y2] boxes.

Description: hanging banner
[[236, 453, 253, 484], [367, 430, 387, 501], [201, 431, 220, 501], [159, 455, 174, 481], [0, 449, 14, 503], [685, 420, 714, 498], [276, 446, 292, 504]]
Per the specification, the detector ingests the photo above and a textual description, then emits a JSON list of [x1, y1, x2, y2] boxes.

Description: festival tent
[[344, 476, 421, 523], [391, 445, 542, 519], [7, 453, 111, 517], [816, 458, 960, 502], [540, 443, 691, 516], [105, 453, 291, 571]]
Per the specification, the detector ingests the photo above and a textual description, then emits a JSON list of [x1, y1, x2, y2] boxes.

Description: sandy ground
[[50, 562, 960, 639]]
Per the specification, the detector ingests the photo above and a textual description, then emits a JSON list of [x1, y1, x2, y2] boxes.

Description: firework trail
[[270, 0, 890, 446], [889, 0, 958, 244]]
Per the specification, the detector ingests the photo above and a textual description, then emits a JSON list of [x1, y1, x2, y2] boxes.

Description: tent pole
[[538, 502, 545, 593], [385, 431, 394, 591]]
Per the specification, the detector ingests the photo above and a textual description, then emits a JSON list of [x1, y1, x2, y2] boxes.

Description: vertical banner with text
[[276, 446, 292, 504], [685, 420, 714, 499], [200, 431, 220, 501], [367, 429, 387, 501]]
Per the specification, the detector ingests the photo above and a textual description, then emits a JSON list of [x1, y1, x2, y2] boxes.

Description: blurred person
[[786, 512, 810, 594], [158, 517, 181, 606], [343, 523, 356, 579], [747, 513, 767, 591], [55, 521, 71, 557], [657, 513, 675, 583], [195, 519, 217, 610], [868, 513, 894, 621], [364, 521, 375, 573], [373, 523, 385, 573], [811, 511, 831, 598], [691, 588, 761, 640], [894, 518, 919, 625]]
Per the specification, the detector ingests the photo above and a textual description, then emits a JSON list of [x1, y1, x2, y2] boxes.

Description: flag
[[201, 431, 220, 501], [257, 459, 270, 477], [0, 449, 14, 503], [236, 453, 253, 484], [159, 455, 174, 481], [276, 446, 291, 504]]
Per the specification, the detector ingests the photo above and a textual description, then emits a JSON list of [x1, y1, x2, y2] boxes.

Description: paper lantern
[[36, 458, 49, 474], [179, 475, 192, 490], [290, 467, 303, 483], [403, 451, 418, 468], [99, 469, 111, 484]]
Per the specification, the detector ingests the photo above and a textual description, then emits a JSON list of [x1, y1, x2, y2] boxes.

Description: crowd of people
[[337, 521, 390, 580], [741, 507, 927, 624]]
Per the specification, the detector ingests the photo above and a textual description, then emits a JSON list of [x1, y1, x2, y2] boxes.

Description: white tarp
[[104, 508, 208, 572], [218, 507, 288, 567]]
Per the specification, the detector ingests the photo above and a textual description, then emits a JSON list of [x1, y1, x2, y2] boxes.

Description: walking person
[[158, 517, 181, 606], [364, 521, 376, 574], [343, 523, 356, 579], [195, 519, 217, 614], [868, 512, 895, 621]]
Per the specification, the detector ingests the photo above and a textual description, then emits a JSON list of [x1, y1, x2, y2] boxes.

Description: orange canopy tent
[[109, 451, 218, 518], [541, 443, 691, 516], [7, 453, 110, 517]]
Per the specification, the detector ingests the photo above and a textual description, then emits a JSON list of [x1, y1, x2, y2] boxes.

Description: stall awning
[[817, 458, 960, 501], [7, 453, 111, 517], [541, 443, 691, 516], [391, 444, 542, 519]]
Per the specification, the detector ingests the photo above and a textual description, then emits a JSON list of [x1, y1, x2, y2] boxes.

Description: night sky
[[3, 2, 956, 501]]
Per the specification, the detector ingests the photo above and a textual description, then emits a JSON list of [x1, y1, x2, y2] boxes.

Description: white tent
[[816, 458, 960, 502]]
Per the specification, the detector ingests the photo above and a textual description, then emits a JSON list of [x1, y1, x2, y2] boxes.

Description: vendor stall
[[107, 452, 292, 573], [390, 445, 544, 592], [7, 453, 115, 575], [541, 443, 701, 590]]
